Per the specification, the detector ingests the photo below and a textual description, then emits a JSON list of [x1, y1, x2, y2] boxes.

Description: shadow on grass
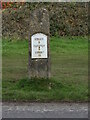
[[16, 77, 64, 92]]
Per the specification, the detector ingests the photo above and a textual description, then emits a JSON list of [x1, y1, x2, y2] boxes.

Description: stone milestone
[[28, 8, 50, 78]]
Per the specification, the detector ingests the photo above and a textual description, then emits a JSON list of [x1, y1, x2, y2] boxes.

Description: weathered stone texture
[[28, 8, 50, 78]]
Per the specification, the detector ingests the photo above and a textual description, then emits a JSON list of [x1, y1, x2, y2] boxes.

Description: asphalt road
[[2, 102, 88, 118]]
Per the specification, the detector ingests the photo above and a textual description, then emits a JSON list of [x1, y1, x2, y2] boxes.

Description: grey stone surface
[[2, 102, 88, 118], [28, 8, 50, 78]]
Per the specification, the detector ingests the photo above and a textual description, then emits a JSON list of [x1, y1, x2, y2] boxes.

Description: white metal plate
[[31, 33, 47, 59]]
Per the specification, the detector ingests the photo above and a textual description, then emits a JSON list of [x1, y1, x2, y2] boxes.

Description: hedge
[[2, 2, 88, 39]]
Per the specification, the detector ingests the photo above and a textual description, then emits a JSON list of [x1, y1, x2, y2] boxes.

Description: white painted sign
[[31, 33, 47, 58]]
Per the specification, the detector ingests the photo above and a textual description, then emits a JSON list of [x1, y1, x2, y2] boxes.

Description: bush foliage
[[2, 2, 88, 39]]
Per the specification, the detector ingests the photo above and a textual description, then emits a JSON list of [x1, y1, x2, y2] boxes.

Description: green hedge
[[2, 2, 88, 39]]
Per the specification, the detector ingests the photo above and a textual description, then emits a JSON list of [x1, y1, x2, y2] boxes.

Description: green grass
[[2, 36, 88, 102]]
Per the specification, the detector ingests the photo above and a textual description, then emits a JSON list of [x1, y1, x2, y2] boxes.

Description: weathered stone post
[[28, 8, 50, 78]]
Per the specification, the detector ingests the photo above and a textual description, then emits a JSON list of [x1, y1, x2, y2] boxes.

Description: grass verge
[[2, 36, 88, 102]]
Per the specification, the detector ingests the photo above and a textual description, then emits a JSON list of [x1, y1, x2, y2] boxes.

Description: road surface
[[2, 102, 88, 118]]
